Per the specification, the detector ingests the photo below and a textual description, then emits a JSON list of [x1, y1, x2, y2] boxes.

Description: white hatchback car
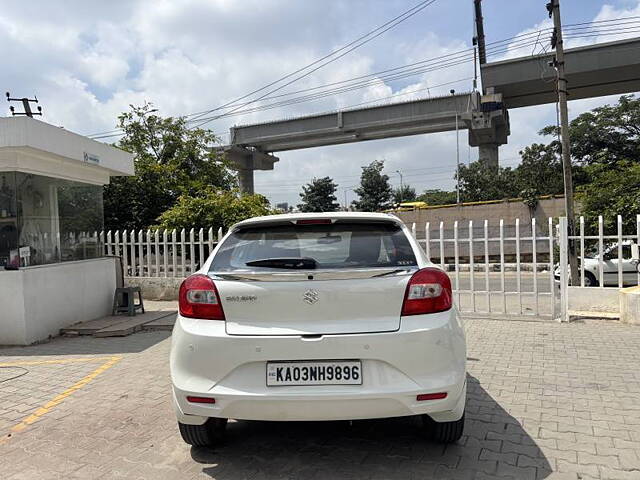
[[170, 212, 466, 446]]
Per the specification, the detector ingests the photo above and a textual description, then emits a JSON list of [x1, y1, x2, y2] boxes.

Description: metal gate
[[411, 214, 640, 322], [412, 217, 559, 321]]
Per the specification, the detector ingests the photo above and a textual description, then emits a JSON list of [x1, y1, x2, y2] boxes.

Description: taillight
[[401, 268, 452, 316], [179, 274, 225, 320]]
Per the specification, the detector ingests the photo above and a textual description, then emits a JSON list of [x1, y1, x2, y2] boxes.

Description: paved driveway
[[1, 318, 639, 479]]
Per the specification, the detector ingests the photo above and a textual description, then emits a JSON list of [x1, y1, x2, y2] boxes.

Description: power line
[[188, 0, 440, 127], [186, 39, 545, 125], [87, 0, 440, 140], [87, 37, 543, 141], [564, 15, 640, 28], [88, 32, 553, 138], [86, 15, 640, 140]]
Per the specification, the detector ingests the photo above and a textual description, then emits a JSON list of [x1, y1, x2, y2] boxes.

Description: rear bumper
[[170, 310, 466, 424]]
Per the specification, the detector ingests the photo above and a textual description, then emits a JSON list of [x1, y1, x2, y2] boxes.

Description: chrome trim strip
[[210, 267, 418, 282]]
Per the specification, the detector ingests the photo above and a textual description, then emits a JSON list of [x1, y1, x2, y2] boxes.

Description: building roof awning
[[0, 117, 134, 185]]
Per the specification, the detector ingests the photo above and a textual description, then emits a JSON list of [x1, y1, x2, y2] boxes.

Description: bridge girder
[[223, 38, 640, 194], [482, 37, 640, 109]]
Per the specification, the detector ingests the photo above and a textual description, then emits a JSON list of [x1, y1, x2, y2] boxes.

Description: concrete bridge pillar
[[463, 91, 510, 171], [478, 143, 500, 170], [216, 146, 279, 195], [237, 169, 255, 195]]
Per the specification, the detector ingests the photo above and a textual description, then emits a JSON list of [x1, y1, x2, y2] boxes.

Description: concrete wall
[[394, 197, 567, 262], [568, 286, 620, 317], [125, 276, 182, 301], [0, 272, 27, 344], [620, 286, 640, 324], [395, 196, 566, 231], [0, 257, 116, 345]]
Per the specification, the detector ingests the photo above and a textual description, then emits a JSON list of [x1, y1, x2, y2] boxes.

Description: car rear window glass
[[209, 222, 417, 271]]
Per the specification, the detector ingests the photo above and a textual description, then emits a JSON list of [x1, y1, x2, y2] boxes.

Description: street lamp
[[342, 187, 353, 211], [396, 170, 404, 204]]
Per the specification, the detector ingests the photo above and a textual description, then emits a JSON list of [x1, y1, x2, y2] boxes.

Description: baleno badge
[[303, 289, 319, 305]]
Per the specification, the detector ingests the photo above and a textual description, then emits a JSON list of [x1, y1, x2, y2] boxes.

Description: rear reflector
[[186, 396, 216, 404], [416, 392, 447, 401], [295, 219, 333, 225]]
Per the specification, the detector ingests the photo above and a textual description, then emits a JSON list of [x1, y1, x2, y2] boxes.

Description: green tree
[[537, 95, 639, 230], [352, 160, 393, 211], [298, 177, 340, 212], [578, 161, 640, 233], [540, 94, 640, 166], [156, 190, 274, 230], [104, 103, 236, 230], [515, 143, 565, 196], [393, 185, 417, 204], [453, 95, 639, 218], [457, 162, 519, 202], [417, 189, 457, 206]]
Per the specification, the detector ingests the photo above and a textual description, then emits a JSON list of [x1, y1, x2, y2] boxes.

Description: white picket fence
[[103, 227, 224, 277], [96, 214, 639, 322]]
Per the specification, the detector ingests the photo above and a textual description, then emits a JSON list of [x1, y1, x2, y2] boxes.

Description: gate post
[[558, 217, 569, 322]]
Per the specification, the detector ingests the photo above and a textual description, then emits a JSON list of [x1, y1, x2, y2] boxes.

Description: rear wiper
[[245, 257, 318, 269], [371, 268, 407, 278]]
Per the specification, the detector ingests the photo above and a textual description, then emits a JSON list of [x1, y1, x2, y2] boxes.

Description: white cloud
[[1, 0, 639, 206]]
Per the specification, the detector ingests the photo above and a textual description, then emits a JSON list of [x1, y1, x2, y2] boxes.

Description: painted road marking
[[0, 355, 122, 444], [0, 356, 119, 367]]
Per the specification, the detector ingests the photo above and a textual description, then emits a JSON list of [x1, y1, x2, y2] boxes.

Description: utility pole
[[473, 0, 487, 65], [548, 0, 579, 285]]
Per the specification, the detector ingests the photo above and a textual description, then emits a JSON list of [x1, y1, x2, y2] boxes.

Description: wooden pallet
[[142, 313, 177, 331], [61, 310, 177, 337]]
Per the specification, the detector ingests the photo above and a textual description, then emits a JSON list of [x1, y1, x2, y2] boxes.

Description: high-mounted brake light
[[179, 274, 225, 320], [401, 268, 452, 316], [295, 219, 333, 225]]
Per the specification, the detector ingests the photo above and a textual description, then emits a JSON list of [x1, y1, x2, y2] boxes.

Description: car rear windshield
[[209, 221, 418, 272]]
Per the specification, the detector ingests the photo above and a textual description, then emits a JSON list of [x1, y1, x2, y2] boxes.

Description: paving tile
[[0, 317, 638, 479]]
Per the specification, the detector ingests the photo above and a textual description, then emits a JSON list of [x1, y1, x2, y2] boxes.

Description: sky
[[2, 0, 640, 207]]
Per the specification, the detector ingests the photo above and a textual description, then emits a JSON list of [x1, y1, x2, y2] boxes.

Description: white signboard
[[83, 152, 100, 164]]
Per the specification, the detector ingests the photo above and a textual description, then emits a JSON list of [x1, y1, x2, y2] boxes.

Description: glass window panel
[[13, 173, 104, 267], [0, 172, 18, 268]]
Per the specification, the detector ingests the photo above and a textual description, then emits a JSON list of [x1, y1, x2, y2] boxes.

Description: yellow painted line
[[0, 356, 118, 368], [0, 355, 122, 444]]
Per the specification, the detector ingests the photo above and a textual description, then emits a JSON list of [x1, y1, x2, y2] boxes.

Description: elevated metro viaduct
[[222, 37, 640, 194]]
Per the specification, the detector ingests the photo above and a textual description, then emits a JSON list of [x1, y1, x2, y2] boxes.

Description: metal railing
[[571, 215, 640, 288], [96, 214, 639, 322], [413, 217, 558, 321]]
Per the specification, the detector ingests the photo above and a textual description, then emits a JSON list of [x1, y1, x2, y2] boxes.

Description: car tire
[[178, 418, 228, 447], [584, 271, 598, 287], [422, 413, 465, 444]]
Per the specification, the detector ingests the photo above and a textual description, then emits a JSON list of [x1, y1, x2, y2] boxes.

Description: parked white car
[[170, 212, 466, 446], [554, 241, 640, 286]]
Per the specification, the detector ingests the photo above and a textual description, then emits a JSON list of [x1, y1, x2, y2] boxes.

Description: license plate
[[266, 360, 362, 386]]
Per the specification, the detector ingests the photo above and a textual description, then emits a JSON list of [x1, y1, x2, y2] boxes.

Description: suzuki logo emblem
[[303, 289, 319, 305]]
